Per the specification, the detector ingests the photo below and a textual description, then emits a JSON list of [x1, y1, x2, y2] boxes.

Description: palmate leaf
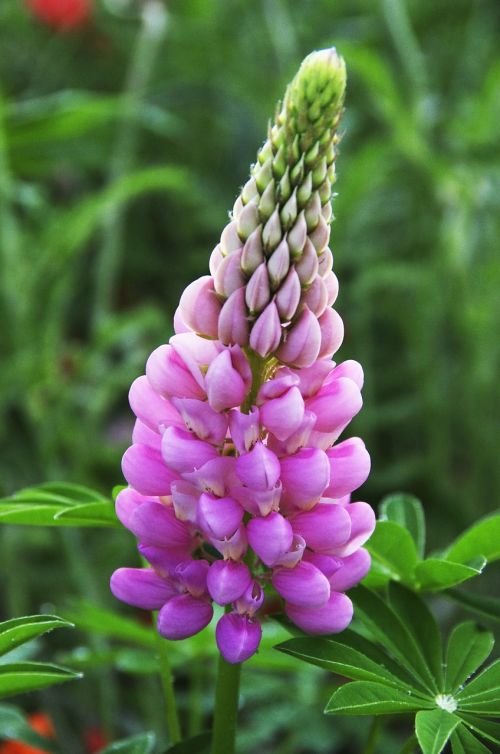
[[365, 520, 418, 582], [445, 622, 494, 693], [350, 585, 436, 693], [325, 680, 432, 715], [451, 726, 492, 754], [0, 615, 74, 658], [0, 483, 118, 527], [445, 512, 500, 564], [415, 558, 486, 592], [379, 493, 426, 557], [99, 732, 156, 754], [0, 662, 81, 699], [388, 583, 443, 688], [456, 659, 500, 714], [415, 709, 460, 754], [459, 714, 500, 746], [275, 636, 421, 692]]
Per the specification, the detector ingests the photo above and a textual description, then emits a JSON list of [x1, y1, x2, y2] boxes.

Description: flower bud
[[249, 302, 282, 357], [178, 276, 221, 338], [276, 306, 321, 367]]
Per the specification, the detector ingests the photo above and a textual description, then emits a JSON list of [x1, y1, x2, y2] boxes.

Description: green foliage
[[277, 585, 500, 754], [0, 482, 118, 527], [0, 704, 57, 752], [163, 732, 211, 753], [99, 733, 156, 754], [365, 494, 498, 592], [0, 615, 79, 700]]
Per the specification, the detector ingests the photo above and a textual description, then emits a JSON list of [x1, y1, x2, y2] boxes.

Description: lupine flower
[[26, 0, 92, 31], [111, 48, 375, 664]]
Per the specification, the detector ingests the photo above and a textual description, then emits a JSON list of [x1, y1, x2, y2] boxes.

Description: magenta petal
[[257, 373, 300, 402], [236, 442, 281, 491], [231, 483, 282, 517], [171, 397, 228, 445], [325, 438, 371, 498], [122, 444, 178, 496], [330, 360, 364, 389], [216, 613, 262, 664], [158, 594, 213, 640], [170, 333, 222, 390], [129, 376, 183, 432], [175, 559, 210, 597], [247, 511, 293, 567], [272, 561, 330, 608], [205, 349, 247, 412], [332, 503, 376, 557], [171, 480, 199, 523], [329, 549, 371, 591], [275, 534, 306, 568], [249, 302, 282, 357], [115, 487, 150, 530], [260, 386, 305, 441], [280, 448, 330, 509], [291, 359, 335, 398], [276, 306, 321, 368], [211, 524, 248, 560], [228, 407, 260, 453], [183, 456, 238, 498], [206, 560, 252, 605], [291, 503, 352, 552], [132, 420, 162, 450], [302, 551, 344, 579], [286, 592, 353, 634], [146, 344, 205, 400], [138, 544, 190, 576], [235, 581, 264, 617], [318, 307, 344, 359], [197, 493, 243, 539], [162, 426, 218, 474], [130, 501, 192, 549], [306, 377, 362, 433], [218, 287, 250, 347], [178, 275, 222, 338], [110, 568, 176, 610]]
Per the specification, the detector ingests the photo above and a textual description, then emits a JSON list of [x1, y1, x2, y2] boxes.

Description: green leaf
[[456, 659, 500, 714], [0, 704, 57, 752], [163, 732, 211, 753], [0, 615, 74, 658], [415, 709, 460, 754], [388, 582, 443, 688], [365, 520, 418, 582], [351, 585, 436, 693], [459, 714, 500, 745], [99, 732, 156, 754], [0, 662, 81, 699], [54, 501, 119, 527], [325, 680, 431, 715], [416, 558, 485, 592], [63, 602, 155, 648], [446, 590, 500, 623], [276, 637, 419, 691], [445, 622, 494, 693], [379, 493, 426, 557], [451, 727, 492, 754], [445, 512, 500, 564]]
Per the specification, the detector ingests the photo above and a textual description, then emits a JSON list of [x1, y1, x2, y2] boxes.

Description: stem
[[363, 717, 383, 754], [153, 619, 182, 744], [399, 733, 418, 754], [210, 656, 241, 754]]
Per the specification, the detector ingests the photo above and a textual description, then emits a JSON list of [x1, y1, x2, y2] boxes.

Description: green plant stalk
[[399, 733, 418, 754], [210, 655, 241, 754], [363, 717, 383, 754], [153, 616, 182, 745], [92, 1, 168, 331]]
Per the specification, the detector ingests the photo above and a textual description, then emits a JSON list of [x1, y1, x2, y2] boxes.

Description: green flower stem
[[93, 1, 168, 331], [399, 733, 418, 754], [210, 655, 242, 754], [153, 616, 182, 745]]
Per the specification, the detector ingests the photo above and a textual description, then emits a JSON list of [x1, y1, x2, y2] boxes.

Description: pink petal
[[247, 511, 293, 567], [331, 503, 376, 557], [276, 306, 321, 368], [272, 561, 330, 608], [236, 442, 281, 491], [146, 344, 205, 400], [129, 376, 183, 432], [205, 349, 248, 412], [206, 560, 252, 605], [286, 592, 353, 634], [158, 594, 213, 640], [130, 500, 192, 549], [306, 377, 362, 434], [291, 503, 352, 552], [122, 444, 178, 496], [260, 386, 305, 441], [328, 549, 371, 591], [228, 407, 260, 453], [279, 448, 330, 509], [325, 438, 371, 498], [197, 493, 244, 539], [216, 613, 262, 664], [171, 397, 228, 445], [110, 568, 176, 610], [161, 426, 218, 474], [178, 275, 222, 338]]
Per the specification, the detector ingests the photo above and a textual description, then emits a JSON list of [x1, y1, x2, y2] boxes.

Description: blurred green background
[[0, 0, 499, 752]]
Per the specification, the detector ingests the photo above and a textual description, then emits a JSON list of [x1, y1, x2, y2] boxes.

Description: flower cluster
[[111, 49, 375, 664]]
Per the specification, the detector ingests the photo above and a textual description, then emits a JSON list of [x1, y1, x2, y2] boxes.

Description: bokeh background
[[0, 0, 499, 752]]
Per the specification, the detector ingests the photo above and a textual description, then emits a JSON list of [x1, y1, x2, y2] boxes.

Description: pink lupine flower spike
[[111, 48, 374, 665]]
